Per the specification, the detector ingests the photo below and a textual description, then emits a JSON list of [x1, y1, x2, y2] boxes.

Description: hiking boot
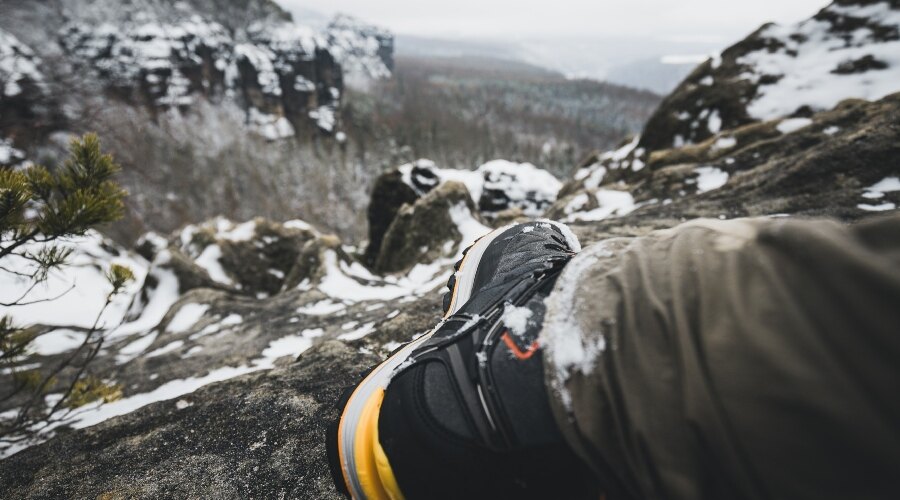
[[329, 221, 597, 499]]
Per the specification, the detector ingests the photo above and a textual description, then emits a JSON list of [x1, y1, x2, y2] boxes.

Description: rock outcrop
[[0, 29, 62, 165], [638, 0, 899, 151], [364, 159, 563, 267], [374, 181, 481, 274], [554, 93, 900, 232]]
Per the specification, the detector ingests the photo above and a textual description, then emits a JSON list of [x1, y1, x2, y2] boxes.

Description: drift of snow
[[398, 159, 562, 217], [29, 330, 87, 356], [478, 160, 563, 216], [69, 364, 262, 429], [146, 340, 185, 358], [194, 244, 232, 285], [0, 29, 43, 98], [448, 203, 491, 249], [858, 202, 896, 211], [166, 303, 210, 333], [707, 110, 722, 133], [501, 304, 533, 337], [565, 190, 637, 223], [109, 251, 180, 340], [776, 117, 813, 134], [338, 322, 377, 341], [0, 231, 148, 330], [116, 331, 159, 364], [740, 2, 900, 120], [261, 328, 323, 361], [694, 166, 730, 193], [712, 136, 737, 151], [862, 176, 900, 198], [573, 136, 640, 187], [540, 243, 614, 409]]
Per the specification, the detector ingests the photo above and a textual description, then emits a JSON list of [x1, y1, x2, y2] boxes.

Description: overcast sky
[[277, 0, 828, 41]]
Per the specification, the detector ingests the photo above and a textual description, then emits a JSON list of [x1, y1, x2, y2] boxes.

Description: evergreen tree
[[0, 133, 131, 444]]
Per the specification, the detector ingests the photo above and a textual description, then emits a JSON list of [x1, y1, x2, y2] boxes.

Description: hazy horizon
[[278, 0, 828, 43]]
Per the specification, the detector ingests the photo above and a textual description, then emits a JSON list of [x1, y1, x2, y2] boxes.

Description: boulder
[[363, 169, 419, 267], [374, 181, 481, 274], [364, 159, 563, 267]]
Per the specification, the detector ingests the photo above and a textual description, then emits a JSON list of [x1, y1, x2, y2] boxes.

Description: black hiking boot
[[329, 221, 597, 499]]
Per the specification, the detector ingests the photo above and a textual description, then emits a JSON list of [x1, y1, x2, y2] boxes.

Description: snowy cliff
[[0, 0, 394, 142], [639, 0, 900, 150]]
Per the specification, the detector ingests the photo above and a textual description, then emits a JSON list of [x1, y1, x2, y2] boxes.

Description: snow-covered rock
[[551, 92, 900, 226], [0, 29, 42, 99], [0, 29, 55, 161], [1, 2, 394, 145], [0, 231, 149, 330], [58, 16, 341, 137], [0, 211, 476, 458], [325, 14, 394, 89], [639, 0, 900, 151], [398, 159, 563, 218], [0, 136, 25, 167]]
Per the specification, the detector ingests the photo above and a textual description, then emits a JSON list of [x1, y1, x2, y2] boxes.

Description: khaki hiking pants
[[541, 214, 900, 500]]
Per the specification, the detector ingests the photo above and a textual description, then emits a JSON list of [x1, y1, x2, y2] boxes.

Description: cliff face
[[0, 1, 898, 498], [0, 0, 396, 243], [1, 0, 395, 143]]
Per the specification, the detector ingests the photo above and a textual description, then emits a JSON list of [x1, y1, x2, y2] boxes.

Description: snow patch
[[694, 166, 730, 193], [541, 243, 614, 409], [0, 29, 43, 98], [260, 328, 323, 361], [565, 190, 636, 222], [776, 117, 813, 134], [398, 159, 562, 217], [740, 2, 900, 120], [0, 231, 149, 330], [29, 330, 87, 356], [711, 136, 737, 151], [195, 244, 232, 285], [115, 331, 159, 364], [501, 304, 533, 337], [146, 340, 185, 358], [338, 322, 377, 341], [858, 202, 896, 211], [166, 303, 210, 333], [862, 176, 900, 199]]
